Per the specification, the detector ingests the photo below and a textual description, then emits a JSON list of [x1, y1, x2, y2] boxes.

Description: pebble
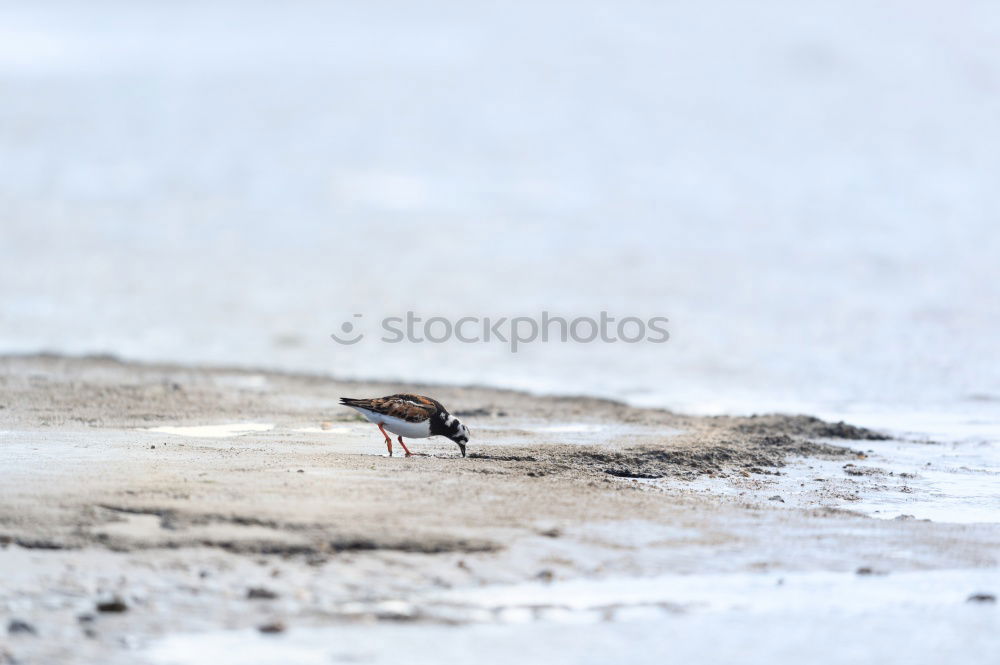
[[7, 619, 36, 635], [967, 593, 997, 604], [247, 587, 279, 600], [258, 620, 286, 634], [96, 597, 128, 613], [855, 567, 888, 576]]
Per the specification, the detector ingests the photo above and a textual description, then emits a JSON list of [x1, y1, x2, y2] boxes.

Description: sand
[[1, 354, 998, 664]]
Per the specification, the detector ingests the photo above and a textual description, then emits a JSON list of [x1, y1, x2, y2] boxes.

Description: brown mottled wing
[[369, 394, 442, 422]]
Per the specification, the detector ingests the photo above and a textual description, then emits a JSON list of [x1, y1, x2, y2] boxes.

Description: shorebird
[[340, 394, 470, 457]]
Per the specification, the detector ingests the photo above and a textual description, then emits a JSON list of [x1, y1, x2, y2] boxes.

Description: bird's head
[[443, 416, 470, 457]]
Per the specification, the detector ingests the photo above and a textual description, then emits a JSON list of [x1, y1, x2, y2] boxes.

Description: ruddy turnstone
[[339, 394, 470, 457]]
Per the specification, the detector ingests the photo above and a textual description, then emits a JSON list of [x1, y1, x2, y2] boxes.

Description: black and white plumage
[[339, 394, 470, 457]]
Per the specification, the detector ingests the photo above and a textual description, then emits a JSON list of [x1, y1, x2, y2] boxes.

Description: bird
[[339, 394, 470, 457]]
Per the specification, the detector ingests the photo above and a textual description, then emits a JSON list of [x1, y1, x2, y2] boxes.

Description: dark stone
[[855, 567, 888, 576], [258, 621, 286, 634], [967, 593, 996, 604], [7, 620, 36, 636], [96, 597, 128, 613], [247, 587, 279, 600]]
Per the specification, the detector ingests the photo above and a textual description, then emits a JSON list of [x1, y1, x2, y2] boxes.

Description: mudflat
[[1, 355, 997, 664]]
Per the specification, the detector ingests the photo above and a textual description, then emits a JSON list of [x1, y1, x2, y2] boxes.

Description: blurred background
[[2, 0, 999, 419]]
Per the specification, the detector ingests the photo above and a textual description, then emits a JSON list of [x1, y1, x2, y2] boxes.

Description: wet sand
[[1, 354, 998, 664]]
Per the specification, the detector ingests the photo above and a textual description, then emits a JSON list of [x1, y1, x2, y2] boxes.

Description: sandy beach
[[2, 354, 998, 664]]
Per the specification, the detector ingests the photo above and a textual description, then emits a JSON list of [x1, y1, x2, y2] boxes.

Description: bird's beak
[[458, 443, 466, 457]]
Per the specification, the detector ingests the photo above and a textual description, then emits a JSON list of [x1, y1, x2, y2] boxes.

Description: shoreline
[[1, 354, 998, 664]]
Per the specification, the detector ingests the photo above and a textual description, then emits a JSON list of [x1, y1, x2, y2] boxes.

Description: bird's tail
[[339, 397, 369, 408]]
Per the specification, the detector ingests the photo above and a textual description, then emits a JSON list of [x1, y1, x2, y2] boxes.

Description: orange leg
[[397, 436, 415, 457], [377, 423, 393, 456]]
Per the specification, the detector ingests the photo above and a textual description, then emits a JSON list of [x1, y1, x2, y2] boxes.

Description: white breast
[[351, 407, 433, 439], [381, 414, 433, 438]]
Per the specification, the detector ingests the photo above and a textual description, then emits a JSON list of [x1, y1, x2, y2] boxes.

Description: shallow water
[[670, 407, 1000, 525], [145, 424, 275, 438], [1, 0, 999, 422], [825, 409, 1000, 522], [143, 570, 1000, 665], [681, 438, 1000, 525]]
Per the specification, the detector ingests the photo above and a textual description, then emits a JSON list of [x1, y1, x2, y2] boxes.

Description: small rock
[[96, 597, 128, 613], [538, 528, 561, 538], [855, 567, 888, 576], [247, 587, 279, 600], [967, 593, 996, 604], [297, 469, 304, 473], [536, 569, 555, 582], [375, 610, 420, 623], [768, 495, 785, 503], [7, 619, 36, 636], [258, 621, 286, 634], [894, 514, 916, 521], [320, 421, 333, 430]]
